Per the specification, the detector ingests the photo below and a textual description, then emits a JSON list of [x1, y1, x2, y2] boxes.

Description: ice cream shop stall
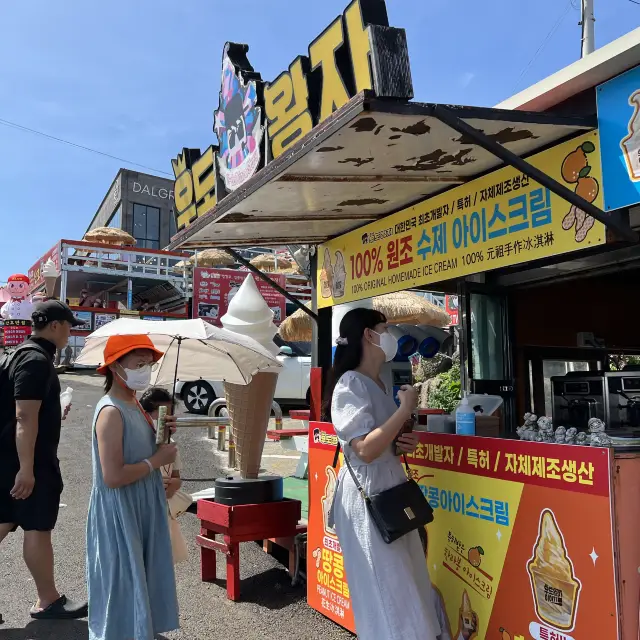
[[165, 3, 640, 638]]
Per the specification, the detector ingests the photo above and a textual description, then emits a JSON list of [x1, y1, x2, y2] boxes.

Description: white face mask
[[371, 330, 398, 362], [120, 366, 152, 391]]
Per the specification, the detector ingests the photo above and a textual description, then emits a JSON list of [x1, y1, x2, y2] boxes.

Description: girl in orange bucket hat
[[86, 335, 180, 640]]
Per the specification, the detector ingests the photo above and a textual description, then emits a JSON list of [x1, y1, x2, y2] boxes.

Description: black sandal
[[30, 595, 88, 620]]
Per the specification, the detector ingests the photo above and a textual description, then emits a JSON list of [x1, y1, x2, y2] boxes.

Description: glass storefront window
[[133, 203, 161, 249], [470, 293, 504, 380]]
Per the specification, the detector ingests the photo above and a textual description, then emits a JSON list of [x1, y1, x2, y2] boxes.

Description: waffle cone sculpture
[[224, 372, 278, 478], [220, 275, 280, 479]]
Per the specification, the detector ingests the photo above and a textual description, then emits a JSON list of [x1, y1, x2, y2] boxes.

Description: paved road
[[0, 373, 352, 640]]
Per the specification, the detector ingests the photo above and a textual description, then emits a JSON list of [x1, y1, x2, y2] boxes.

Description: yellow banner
[[317, 131, 604, 307]]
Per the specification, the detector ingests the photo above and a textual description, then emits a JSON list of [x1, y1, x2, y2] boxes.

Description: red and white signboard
[[193, 268, 286, 326], [445, 295, 459, 326], [3, 319, 32, 347], [28, 243, 61, 293]]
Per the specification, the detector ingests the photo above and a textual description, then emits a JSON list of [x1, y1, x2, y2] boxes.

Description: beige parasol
[[83, 227, 136, 246], [188, 249, 235, 268], [249, 253, 292, 272], [278, 291, 452, 342]]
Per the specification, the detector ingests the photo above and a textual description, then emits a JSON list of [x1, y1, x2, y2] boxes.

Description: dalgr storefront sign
[[132, 182, 174, 200], [317, 132, 605, 308]]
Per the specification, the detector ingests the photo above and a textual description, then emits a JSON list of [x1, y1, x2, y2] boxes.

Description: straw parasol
[[278, 291, 452, 342], [83, 227, 136, 246], [249, 253, 292, 272], [172, 259, 191, 274], [188, 249, 235, 267]]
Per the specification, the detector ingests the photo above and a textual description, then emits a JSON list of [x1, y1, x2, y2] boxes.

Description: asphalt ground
[[0, 372, 353, 640]]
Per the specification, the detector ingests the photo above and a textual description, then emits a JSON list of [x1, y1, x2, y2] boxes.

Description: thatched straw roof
[[249, 253, 291, 271], [83, 227, 136, 246], [188, 249, 235, 267], [278, 291, 452, 342]]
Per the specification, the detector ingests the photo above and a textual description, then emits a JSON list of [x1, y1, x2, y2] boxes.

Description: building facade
[[86, 169, 176, 249]]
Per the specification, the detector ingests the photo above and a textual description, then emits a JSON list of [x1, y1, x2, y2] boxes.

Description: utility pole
[[581, 0, 595, 57]]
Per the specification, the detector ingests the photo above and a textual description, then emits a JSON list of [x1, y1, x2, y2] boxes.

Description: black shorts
[[0, 465, 63, 532]]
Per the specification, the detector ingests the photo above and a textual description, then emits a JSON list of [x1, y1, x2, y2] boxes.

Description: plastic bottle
[[60, 387, 73, 412], [455, 394, 476, 436]]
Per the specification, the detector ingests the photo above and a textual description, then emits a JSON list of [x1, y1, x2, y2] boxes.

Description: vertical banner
[[307, 423, 356, 633], [3, 319, 32, 346], [192, 268, 286, 326], [307, 425, 618, 639]]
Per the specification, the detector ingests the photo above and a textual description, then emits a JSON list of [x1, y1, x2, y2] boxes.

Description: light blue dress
[[329, 371, 443, 640], [86, 395, 179, 640]]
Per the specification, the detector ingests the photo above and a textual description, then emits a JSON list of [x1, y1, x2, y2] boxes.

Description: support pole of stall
[[60, 269, 68, 305], [431, 105, 638, 243], [223, 248, 318, 322]]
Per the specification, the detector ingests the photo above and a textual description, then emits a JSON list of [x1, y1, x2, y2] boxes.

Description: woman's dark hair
[[104, 369, 114, 393], [140, 387, 173, 413], [321, 308, 386, 421]]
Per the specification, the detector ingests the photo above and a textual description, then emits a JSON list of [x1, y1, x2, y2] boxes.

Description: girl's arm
[[96, 406, 176, 488]]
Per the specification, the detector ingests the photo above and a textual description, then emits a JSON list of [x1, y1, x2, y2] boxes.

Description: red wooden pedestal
[[196, 498, 302, 601]]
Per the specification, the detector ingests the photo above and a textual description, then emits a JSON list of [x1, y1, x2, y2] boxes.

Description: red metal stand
[[196, 498, 302, 601]]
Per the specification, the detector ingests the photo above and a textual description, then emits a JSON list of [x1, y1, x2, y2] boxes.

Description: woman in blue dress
[[87, 334, 179, 640]]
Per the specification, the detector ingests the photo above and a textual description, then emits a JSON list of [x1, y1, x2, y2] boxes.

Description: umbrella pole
[[170, 337, 182, 442]]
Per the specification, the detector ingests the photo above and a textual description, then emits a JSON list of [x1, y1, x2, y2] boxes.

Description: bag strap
[[332, 441, 412, 501]]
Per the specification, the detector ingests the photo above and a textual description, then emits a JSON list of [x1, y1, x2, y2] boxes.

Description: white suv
[[176, 339, 312, 414]]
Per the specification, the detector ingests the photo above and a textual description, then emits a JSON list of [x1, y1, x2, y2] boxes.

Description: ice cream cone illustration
[[319, 248, 334, 299], [621, 90, 640, 182], [332, 251, 347, 299], [321, 466, 337, 536], [460, 590, 477, 632], [527, 509, 581, 631], [560, 141, 599, 243], [220, 275, 280, 479]]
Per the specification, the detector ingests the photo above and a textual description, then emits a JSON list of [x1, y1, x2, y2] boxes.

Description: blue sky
[[0, 0, 638, 281]]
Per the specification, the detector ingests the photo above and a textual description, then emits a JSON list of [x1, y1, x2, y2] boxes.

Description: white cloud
[[459, 72, 476, 89]]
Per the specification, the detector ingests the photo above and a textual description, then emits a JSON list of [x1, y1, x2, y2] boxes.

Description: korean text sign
[[171, 0, 412, 234], [317, 132, 605, 308], [307, 423, 355, 633], [307, 425, 617, 639], [192, 268, 286, 327]]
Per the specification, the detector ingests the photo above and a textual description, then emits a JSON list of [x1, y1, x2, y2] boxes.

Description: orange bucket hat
[[96, 334, 164, 375]]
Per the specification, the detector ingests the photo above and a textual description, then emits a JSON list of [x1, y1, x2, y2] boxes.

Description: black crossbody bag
[[333, 444, 434, 544]]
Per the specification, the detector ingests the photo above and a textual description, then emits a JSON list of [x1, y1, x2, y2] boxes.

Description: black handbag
[[334, 444, 434, 544]]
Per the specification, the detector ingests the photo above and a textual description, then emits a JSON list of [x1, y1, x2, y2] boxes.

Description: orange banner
[[307, 424, 618, 639]]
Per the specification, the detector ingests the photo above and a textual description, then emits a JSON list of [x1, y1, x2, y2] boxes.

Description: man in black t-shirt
[[0, 300, 87, 619]]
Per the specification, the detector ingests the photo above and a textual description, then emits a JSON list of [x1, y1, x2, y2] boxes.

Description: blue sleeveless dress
[[86, 395, 179, 640]]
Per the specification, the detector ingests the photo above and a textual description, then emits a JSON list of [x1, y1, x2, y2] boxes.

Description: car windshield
[[273, 335, 311, 357]]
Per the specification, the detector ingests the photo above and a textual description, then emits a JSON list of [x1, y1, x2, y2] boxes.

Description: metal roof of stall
[[168, 91, 606, 250]]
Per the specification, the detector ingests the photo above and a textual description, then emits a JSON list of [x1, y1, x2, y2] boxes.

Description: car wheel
[[183, 381, 214, 415], [305, 388, 311, 407]]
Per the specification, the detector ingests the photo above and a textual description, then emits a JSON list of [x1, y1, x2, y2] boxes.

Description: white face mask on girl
[[120, 366, 152, 391], [371, 330, 398, 362]]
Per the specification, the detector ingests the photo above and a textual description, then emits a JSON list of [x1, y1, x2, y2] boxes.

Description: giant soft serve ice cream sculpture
[[220, 274, 280, 479], [42, 258, 60, 298]]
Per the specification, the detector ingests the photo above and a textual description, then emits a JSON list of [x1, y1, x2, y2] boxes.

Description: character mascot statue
[[1, 274, 34, 321]]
